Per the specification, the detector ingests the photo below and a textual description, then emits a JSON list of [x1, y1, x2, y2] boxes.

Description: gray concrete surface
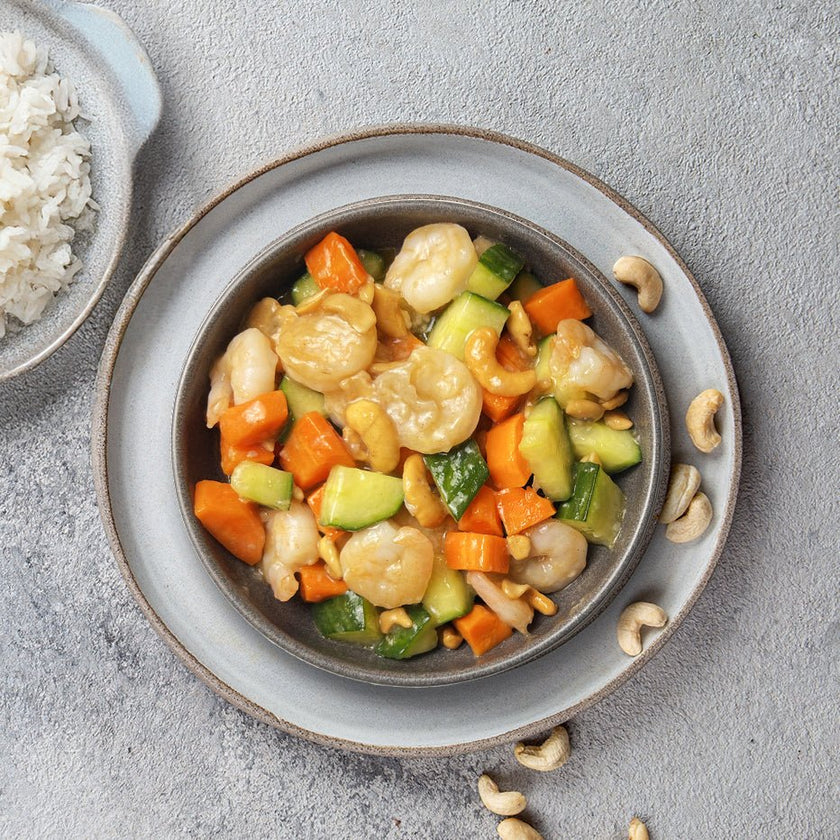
[[1, 0, 838, 837]]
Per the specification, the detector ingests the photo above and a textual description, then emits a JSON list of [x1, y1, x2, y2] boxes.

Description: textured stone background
[[1, 0, 838, 837]]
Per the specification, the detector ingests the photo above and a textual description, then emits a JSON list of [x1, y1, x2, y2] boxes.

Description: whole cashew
[[402, 454, 449, 527], [665, 491, 713, 543], [506, 535, 531, 561], [613, 255, 664, 313], [344, 399, 400, 473], [659, 463, 702, 523], [379, 607, 413, 634], [617, 602, 668, 656], [440, 625, 463, 649], [564, 398, 605, 421], [604, 410, 633, 430], [600, 390, 629, 410], [321, 293, 377, 334], [629, 817, 650, 840], [506, 301, 537, 357], [477, 774, 527, 816], [464, 327, 537, 396], [497, 818, 544, 840], [686, 388, 724, 453], [513, 725, 571, 772], [371, 285, 410, 338], [317, 535, 342, 579]]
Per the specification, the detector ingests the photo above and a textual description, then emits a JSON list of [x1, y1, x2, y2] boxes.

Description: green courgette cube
[[230, 461, 293, 510], [566, 418, 642, 474], [319, 466, 404, 531], [426, 292, 510, 360], [466, 243, 526, 300], [519, 398, 575, 501], [356, 249, 386, 282], [312, 592, 382, 645], [507, 271, 543, 303], [422, 556, 474, 626], [423, 439, 489, 521], [557, 462, 626, 548], [375, 604, 438, 660]]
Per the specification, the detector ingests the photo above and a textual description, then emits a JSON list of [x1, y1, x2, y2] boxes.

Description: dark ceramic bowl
[[172, 195, 670, 687]]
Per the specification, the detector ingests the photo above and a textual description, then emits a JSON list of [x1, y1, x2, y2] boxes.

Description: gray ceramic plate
[[92, 126, 741, 754], [172, 194, 669, 687], [0, 0, 161, 381]]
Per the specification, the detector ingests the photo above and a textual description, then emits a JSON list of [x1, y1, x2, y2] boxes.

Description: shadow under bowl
[[172, 194, 670, 688]]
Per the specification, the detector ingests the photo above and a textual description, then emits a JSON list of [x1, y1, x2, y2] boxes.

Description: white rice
[[0, 30, 96, 339]]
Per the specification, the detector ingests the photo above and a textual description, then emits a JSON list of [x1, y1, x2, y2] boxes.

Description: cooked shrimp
[[509, 519, 588, 593], [339, 520, 434, 609], [548, 319, 633, 407], [205, 327, 278, 427], [260, 501, 320, 602], [384, 223, 478, 314], [372, 345, 482, 453], [275, 295, 377, 392]]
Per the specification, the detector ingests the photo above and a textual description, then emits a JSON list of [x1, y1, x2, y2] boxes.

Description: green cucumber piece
[[519, 398, 575, 501], [466, 243, 525, 300], [534, 335, 554, 385], [557, 462, 626, 548], [375, 604, 438, 659], [230, 462, 293, 510], [566, 418, 642, 474], [507, 271, 543, 303], [291, 272, 319, 305], [280, 376, 326, 420], [312, 592, 382, 645], [422, 556, 474, 626], [426, 292, 509, 360], [423, 439, 490, 521], [356, 249, 386, 282], [320, 466, 404, 530]]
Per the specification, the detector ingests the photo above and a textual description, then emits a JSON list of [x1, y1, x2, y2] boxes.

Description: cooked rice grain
[[0, 30, 96, 338]]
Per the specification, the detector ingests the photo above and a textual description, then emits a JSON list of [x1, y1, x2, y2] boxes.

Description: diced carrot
[[523, 278, 592, 335], [485, 413, 532, 489], [454, 604, 513, 656], [297, 562, 348, 602], [458, 485, 503, 537], [304, 231, 370, 294], [496, 486, 556, 535], [220, 432, 274, 476], [481, 335, 532, 423], [444, 531, 509, 573], [219, 390, 288, 448], [279, 411, 354, 491], [193, 480, 265, 565], [306, 484, 346, 540]]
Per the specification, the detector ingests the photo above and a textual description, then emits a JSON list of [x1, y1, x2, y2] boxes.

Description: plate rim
[[91, 122, 743, 756]]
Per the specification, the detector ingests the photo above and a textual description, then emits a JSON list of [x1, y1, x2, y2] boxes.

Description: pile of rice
[[0, 30, 96, 339]]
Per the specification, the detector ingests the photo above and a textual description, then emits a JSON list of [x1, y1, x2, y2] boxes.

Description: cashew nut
[[245, 298, 297, 354], [472, 234, 496, 257], [604, 409, 633, 430], [617, 602, 668, 656], [344, 399, 400, 474], [295, 287, 330, 314], [506, 301, 537, 357], [497, 819, 544, 840], [371, 285, 410, 338], [564, 398, 605, 421], [665, 491, 713, 543], [686, 388, 724, 453], [317, 535, 342, 579], [477, 774, 527, 816], [402, 454, 449, 528], [321, 293, 377, 334], [357, 279, 375, 305], [600, 390, 629, 410], [464, 327, 537, 396], [379, 607, 413, 634], [629, 817, 650, 840], [513, 725, 571, 772], [506, 535, 531, 561], [613, 255, 663, 313], [659, 463, 702, 523], [440, 625, 463, 649], [501, 578, 558, 616]]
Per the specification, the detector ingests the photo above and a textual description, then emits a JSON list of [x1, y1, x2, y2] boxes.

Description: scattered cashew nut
[[686, 388, 724, 453], [659, 463, 702, 524], [513, 725, 571, 772], [497, 818, 544, 840], [371, 284, 410, 338], [464, 327, 537, 396], [506, 300, 537, 357], [506, 535, 531, 561], [617, 602, 668, 656], [402, 454, 449, 528], [604, 409, 633, 430], [665, 491, 713, 543], [379, 607, 413, 634], [317, 535, 342, 580], [477, 774, 527, 816], [564, 398, 605, 421], [344, 399, 400, 474], [600, 389, 629, 410], [629, 817, 650, 840], [613, 255, 663, 313], [440, 625, 463, 649]]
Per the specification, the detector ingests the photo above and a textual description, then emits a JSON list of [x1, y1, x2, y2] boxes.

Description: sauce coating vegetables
[[194, 225, 642, 660]]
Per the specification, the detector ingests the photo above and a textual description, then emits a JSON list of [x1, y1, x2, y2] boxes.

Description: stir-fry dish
[[193, 224, 643, 660]]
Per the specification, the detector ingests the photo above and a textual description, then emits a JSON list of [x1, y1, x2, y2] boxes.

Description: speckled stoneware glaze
[[93, 126, 741, 754], [172, 195, 670, 687], [0, 0, 161, 381]]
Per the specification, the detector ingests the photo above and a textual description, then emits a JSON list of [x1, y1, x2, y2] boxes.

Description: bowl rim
[[170, 191, 671, 688]]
